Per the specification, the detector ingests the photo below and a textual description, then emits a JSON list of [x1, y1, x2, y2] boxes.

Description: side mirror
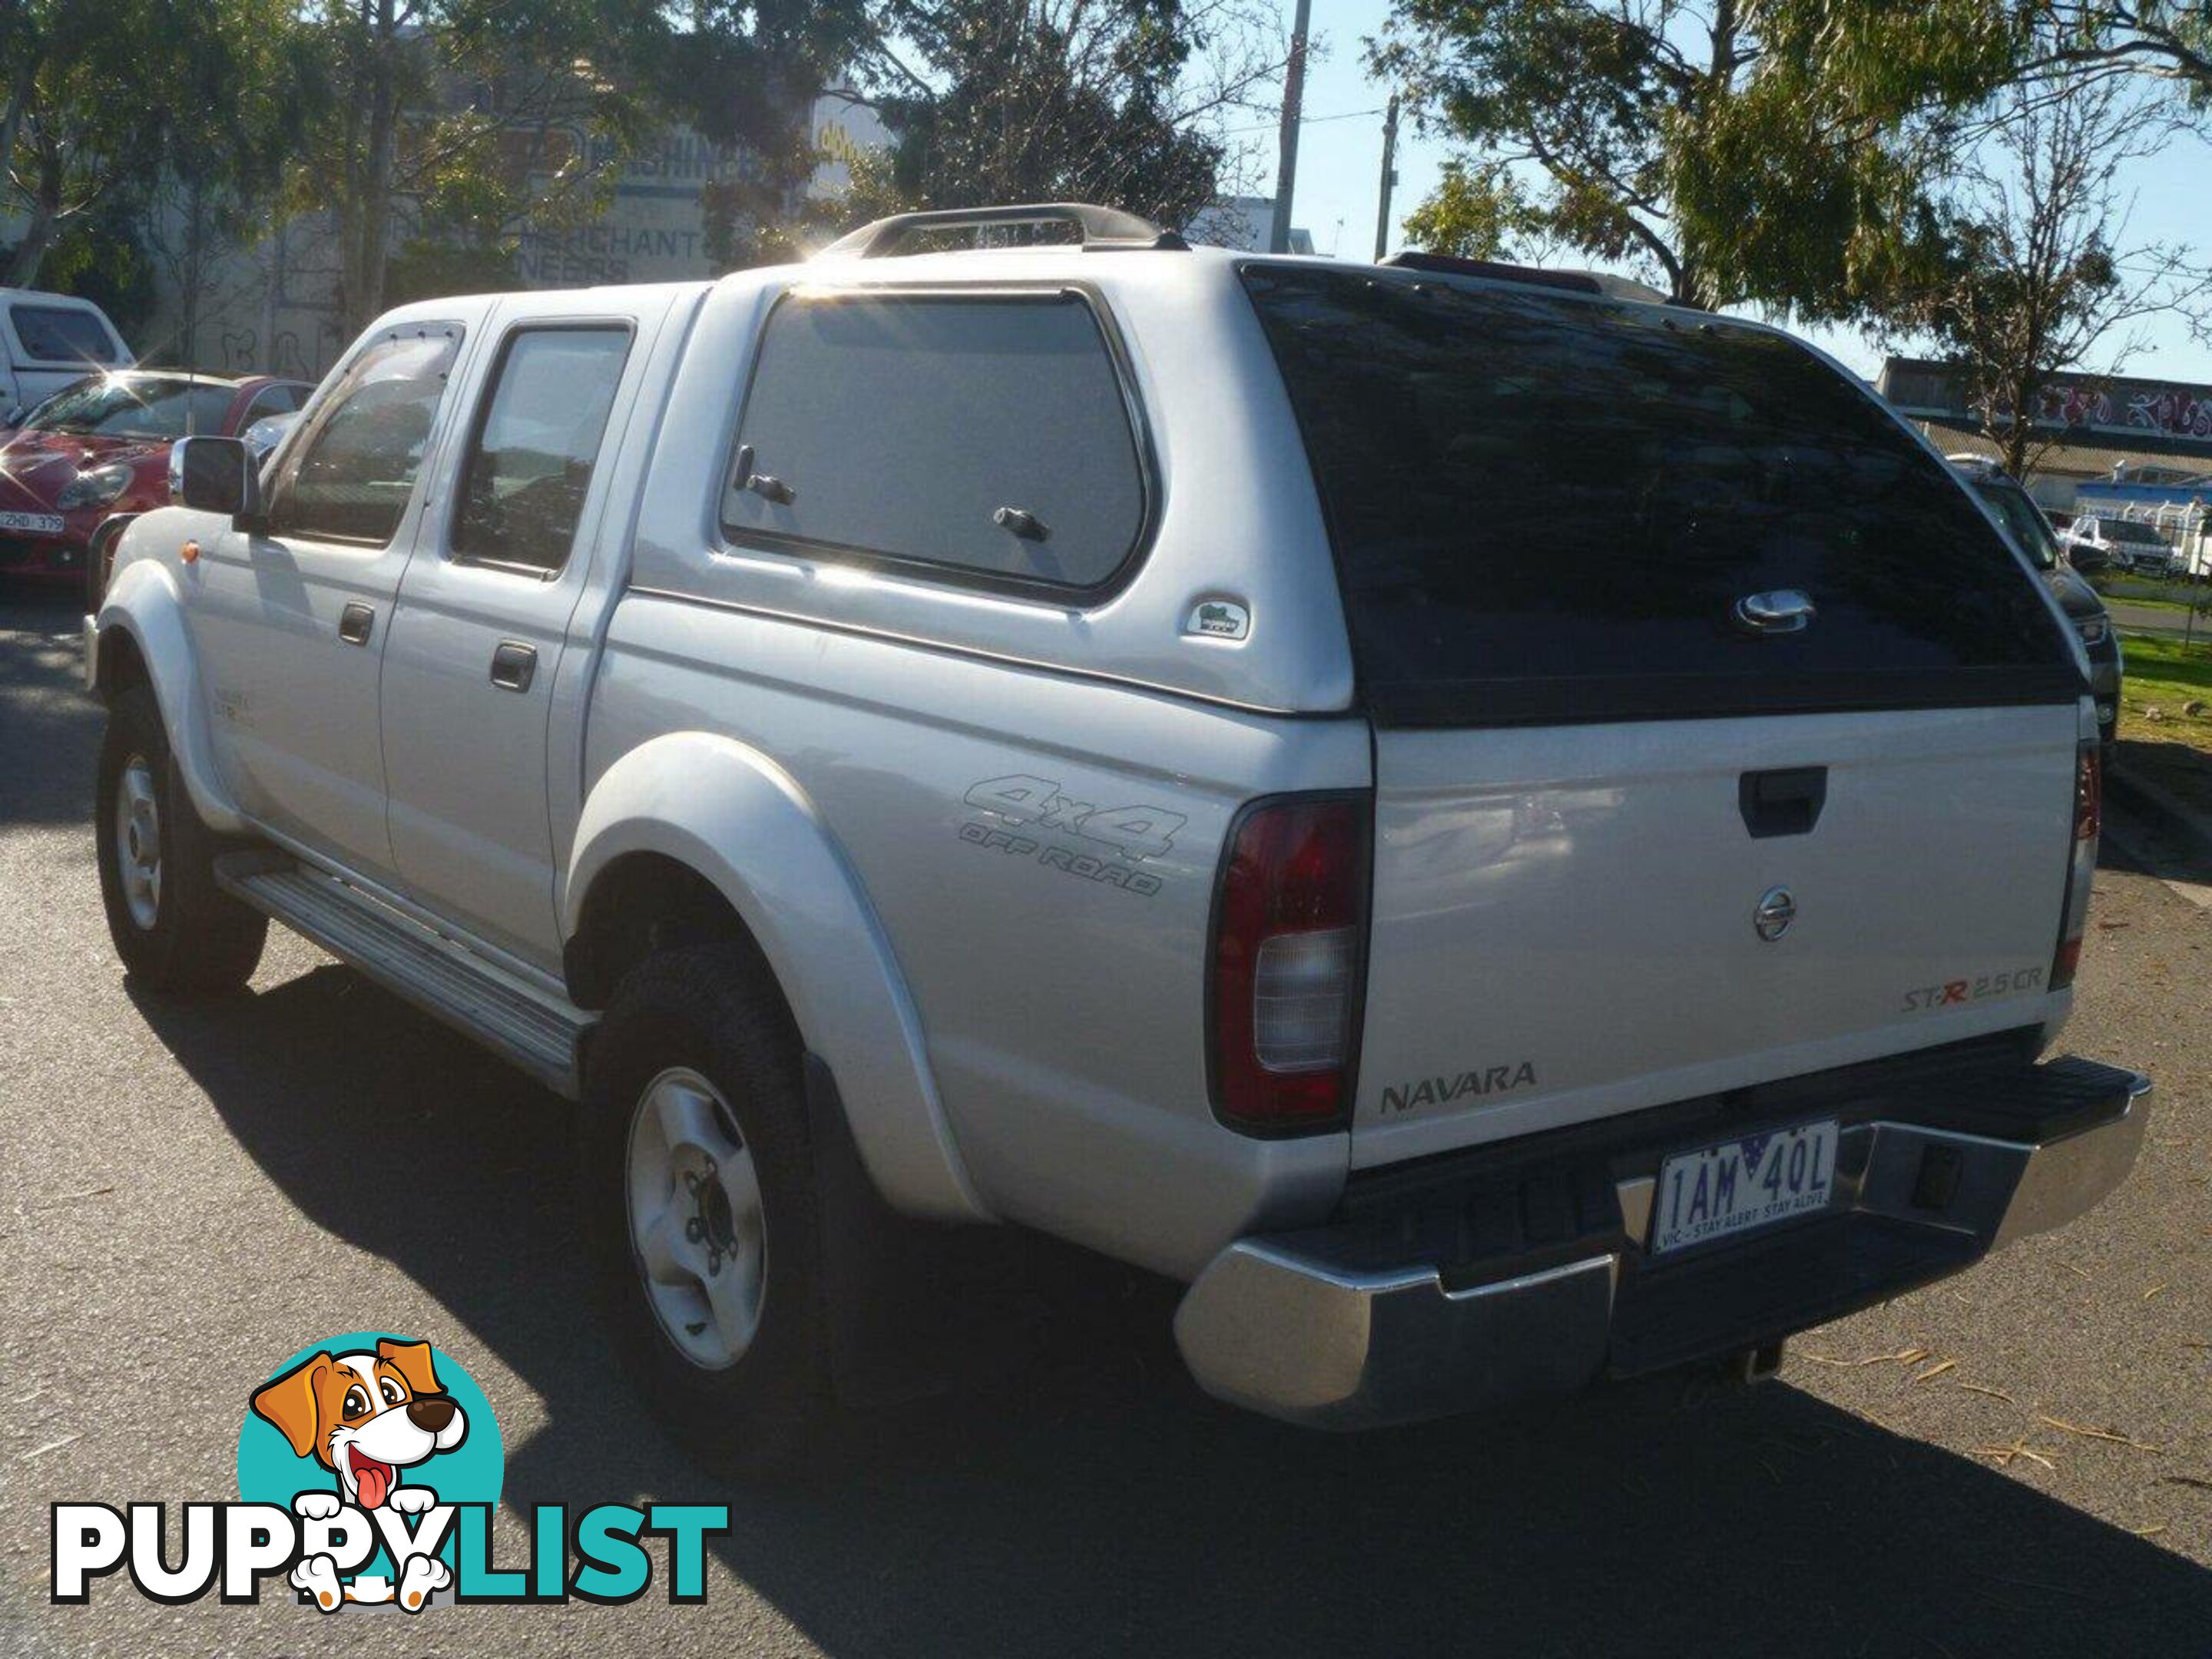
[[170, 435, 261, 523]]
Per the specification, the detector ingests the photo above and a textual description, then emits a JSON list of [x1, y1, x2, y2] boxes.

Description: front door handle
[[338, 602, 375, 646], [489, 641, 537, 693]]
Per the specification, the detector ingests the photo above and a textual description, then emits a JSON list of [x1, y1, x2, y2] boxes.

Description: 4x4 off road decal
[[959, 773, 1184, 898]]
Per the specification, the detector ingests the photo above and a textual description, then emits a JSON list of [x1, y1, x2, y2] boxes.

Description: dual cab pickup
[[86, 204, 2146, 1450]]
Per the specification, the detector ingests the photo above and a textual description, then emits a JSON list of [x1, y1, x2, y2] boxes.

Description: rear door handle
[[489, 641, 537, 693], [338, 602, 375, 646]]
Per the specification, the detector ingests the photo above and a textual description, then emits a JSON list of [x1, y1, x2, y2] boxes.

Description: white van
[[0, 288, 132, 421]]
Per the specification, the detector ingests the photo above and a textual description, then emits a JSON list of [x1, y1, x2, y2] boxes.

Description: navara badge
[[1185, 598, 1250, 641], [1753, 886, 1796, 942]]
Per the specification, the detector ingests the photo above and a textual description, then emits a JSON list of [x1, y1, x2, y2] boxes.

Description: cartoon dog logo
[[250, 1337, 468, 1611]]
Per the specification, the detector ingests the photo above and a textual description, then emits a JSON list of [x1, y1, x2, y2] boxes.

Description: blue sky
[[1271, 0, 2212, 386]]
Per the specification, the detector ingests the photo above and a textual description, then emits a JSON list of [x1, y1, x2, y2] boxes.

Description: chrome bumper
[[1175, 1061, 2150, 1429]]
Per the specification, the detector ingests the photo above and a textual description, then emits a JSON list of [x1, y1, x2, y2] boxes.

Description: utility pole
[[1373, 94, 1400, 261], [1268, 0, 1313, 254]]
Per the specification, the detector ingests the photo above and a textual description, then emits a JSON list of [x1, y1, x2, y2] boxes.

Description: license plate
[[0, 510, 64, 535], [1651, 1120, 1839, 1255]]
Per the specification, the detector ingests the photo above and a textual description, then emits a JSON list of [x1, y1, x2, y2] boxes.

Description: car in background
[[2062, 515, 2179, 576], [241, 409, 300, 464], [0, 288, 131, 422], [1955, 462, 2123, 750], [0, 370, 311, 581]]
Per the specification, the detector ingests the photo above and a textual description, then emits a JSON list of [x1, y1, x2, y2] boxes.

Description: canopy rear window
[[1242, 264, 2079, 726]]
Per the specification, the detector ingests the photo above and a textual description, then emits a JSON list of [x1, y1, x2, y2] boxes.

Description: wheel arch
[[93, 551, 247, 836], [564, 731, 990, 1225]]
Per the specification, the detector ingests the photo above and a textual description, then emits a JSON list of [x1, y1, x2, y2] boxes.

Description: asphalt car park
[[2, 580, 2208, 1656]]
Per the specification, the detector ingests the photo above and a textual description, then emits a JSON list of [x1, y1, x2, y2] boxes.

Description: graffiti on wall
[[2033, 380, 2212, 440]]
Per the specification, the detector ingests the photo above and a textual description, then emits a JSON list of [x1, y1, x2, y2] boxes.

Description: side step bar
[[214, 853, 593, 1097]]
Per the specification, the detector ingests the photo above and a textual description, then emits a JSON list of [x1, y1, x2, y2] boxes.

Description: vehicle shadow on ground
[[135, 968, 2212, 1657], [2104, 752, 2212, 892], [0, 584, 99, 826]]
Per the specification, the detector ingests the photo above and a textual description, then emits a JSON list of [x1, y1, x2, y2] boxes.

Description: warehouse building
[[1879, 356, 2212, 513]]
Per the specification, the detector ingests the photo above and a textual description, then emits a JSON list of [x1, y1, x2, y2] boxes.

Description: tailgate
[[1237, 262, 2090, 1167], [1353, 705, 2078, 1164]]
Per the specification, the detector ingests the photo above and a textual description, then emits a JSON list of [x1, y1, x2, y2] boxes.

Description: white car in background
[[0, 288, 131, 422], [2062, 516, 2179, 576]]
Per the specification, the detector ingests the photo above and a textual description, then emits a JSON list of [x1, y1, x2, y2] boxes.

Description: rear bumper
[[1174, 1056, 2149, 1429]]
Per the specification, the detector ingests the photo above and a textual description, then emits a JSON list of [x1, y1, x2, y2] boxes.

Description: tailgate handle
[[1740, 767, 1826, 839]]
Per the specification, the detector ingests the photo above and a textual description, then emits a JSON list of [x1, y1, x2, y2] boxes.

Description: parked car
[[241, 409, 300, 463], [0, 287, 131, 422], [85, 206, 2145, 1450], [1955, 462, 2123, 751], [2062, 515, 2179, 576], [0, 370, 311, 581]]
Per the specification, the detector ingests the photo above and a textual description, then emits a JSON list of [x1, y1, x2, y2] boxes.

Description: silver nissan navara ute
[[84, 204, 2148, 1447]]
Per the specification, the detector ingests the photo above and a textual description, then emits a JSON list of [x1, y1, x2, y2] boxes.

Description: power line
[[1220, 106, 1386, 137]]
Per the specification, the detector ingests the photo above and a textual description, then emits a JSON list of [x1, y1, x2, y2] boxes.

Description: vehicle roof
[[43, 367, 312, 390], [54, 367, 249, 389], [0, 286, 113, 306], [363, 243, 1703, 326]]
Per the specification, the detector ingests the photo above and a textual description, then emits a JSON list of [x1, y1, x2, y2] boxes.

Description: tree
[[287, 0, 667, 336], [838, 0, 1280, 234], [1369, 0, 2015, 311], [1, 0, 174, 285], [134, 0, 308, 363], [1883, 71, 2212, 477], [2022, 2, 2212, 97], [661, 0, 882, 267], [1396, 156, 1536, 259]]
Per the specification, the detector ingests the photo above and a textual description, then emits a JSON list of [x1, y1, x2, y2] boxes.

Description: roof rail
[[1379, 250, 1603, 294], [816, 202, 1190, 259], [1378, 250, 1695, 308]]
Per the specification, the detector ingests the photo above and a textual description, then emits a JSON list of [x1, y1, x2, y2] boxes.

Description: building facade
[[1880, 356, 2212, 502]]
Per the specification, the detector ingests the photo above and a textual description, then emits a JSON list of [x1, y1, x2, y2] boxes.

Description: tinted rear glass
[[1972, 479, 2058, 570], [2102, 521, 2167, 544], [1242, 264, 2077, 725]]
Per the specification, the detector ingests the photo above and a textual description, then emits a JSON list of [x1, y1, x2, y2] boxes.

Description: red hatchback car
[[0, 371, 312, 581]]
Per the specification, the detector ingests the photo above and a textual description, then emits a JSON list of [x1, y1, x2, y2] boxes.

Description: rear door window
[[722, 291, 1147, 594], [451, 326, 631, 574], [1242, 264, 2078, 726]]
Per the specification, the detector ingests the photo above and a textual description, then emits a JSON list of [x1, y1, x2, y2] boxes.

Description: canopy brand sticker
[[1184, 598, 1250, 640]]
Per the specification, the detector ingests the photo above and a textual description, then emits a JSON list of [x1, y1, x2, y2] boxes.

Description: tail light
[[1210, 795, 1369, 1131], [2051, 743, 2101, 990]]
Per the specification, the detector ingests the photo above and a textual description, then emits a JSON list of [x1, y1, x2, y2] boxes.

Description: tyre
[[95, 684, 268, 994], [580, 942, 833, 1468]]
